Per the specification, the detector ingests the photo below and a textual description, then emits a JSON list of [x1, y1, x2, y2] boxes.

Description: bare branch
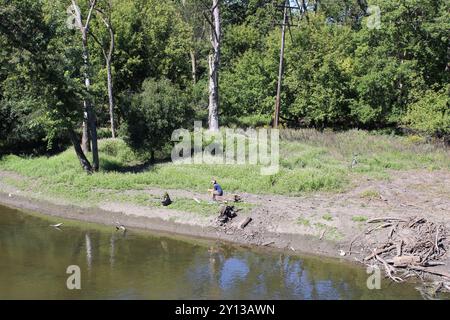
[[88, 30, 107, 59], [85, 0, 97, 31], [202, 10, 219, 44]]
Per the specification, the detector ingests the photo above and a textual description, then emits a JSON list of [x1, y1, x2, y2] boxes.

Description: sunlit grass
[[1, 130, 449, 211]]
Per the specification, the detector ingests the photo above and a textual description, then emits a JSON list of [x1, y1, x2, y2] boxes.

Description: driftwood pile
[[350, 216, 450, 296]]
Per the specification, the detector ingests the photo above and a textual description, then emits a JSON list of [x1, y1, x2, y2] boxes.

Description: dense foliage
[[1, 0, 449, 159], [121, 78, 192, 159]]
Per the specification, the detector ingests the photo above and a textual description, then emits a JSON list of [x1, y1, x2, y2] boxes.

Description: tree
[[221, 49, 277, 125], [0, 34, 49, 155], [179, 0, 207, 84], [284, 13, 355, 128], [204, 0, 221, 131], [121, 78, 192, 161], [91, 0, 116, 138], [404, 87, 450, 137], [0, 0, 94, 172], [70, 0, 100, 171], [349, 0, 449, 128]]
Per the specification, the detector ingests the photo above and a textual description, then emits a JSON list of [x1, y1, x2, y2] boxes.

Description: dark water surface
[[0, 204, 427, 299]]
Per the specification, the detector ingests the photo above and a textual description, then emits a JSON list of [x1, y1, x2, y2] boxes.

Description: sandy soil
[[0, 169, 449, 261]]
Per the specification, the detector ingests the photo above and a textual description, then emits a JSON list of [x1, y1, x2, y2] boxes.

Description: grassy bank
[[1, 129, 449, 212]]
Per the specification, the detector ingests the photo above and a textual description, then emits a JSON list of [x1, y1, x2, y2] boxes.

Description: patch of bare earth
[[94, 170, 450, 254], [0, 171, 29, 196]]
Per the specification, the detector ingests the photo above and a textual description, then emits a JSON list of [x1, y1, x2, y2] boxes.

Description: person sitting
[[208, 179, 223, 201]]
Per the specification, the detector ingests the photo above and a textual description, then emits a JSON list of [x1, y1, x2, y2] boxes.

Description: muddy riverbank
[[0, 191, 341, 260], [1, 169, 449, 262]]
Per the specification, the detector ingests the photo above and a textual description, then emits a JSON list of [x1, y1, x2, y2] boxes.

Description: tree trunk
[[208, 54, 219, 131], [81, 114, 90, 153], [208, 0, 220, 132], [81, 32, 99, 171], [104, 14, 115, 139], [273, 1, 287, 128], [71, 0, 98, 171], [190, 50, 197, 84], [106, 58, 115, 138], [150, 150, 155, 164], [86, 103, 99, 171], [69, 129, 93, 173]]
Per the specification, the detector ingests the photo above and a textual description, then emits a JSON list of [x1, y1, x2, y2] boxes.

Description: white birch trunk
[[208, 0, 220, 132]]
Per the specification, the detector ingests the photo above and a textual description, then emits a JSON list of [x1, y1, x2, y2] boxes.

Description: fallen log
[[364, 245, 396, 261], [239, 217, 252, 229], [365, 222, 392, 234], [423, 261, 446, 267], [367, 217, 408, 224], [348, 231, 365, 253], [392, 255, 420, 267], [375, 254, 403, 283], [319, 229, 326, 240], [407, 266, 450, 280]]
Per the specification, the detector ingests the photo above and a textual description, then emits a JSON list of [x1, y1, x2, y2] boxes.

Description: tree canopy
[[1, 0, 449, 163]]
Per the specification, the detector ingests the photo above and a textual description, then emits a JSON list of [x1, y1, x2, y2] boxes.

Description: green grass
[[352, 215, 368, 222], [314, 222, 328, 229], [1, 129, 449, 212], [313, 222, 344, 241], [360, 189, 381, 199], [297, 217, 311, 227], [322, 213, 333, 221]]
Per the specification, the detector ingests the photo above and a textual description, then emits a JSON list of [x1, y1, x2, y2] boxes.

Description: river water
[[0, 204, 429, 299]]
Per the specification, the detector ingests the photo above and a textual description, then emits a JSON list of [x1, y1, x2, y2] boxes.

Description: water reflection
[[85, 233, 92, 273], [109, 234, 115, 269], [0, 205, 436, 300]]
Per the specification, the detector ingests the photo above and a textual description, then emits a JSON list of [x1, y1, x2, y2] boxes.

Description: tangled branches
[[349, 216, 450, 297]]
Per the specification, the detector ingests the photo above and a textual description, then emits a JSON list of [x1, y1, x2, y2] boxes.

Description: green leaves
[[1, 0, 449, 159], [404, 87, 450, 136], [121, 78, 192, 156]]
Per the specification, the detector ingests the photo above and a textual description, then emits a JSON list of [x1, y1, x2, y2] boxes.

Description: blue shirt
[[213, 183, 223, 195]]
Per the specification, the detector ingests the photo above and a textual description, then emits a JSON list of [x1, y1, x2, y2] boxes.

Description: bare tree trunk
[[106, 59, 115, 138], [69, 129, 93, 173], [105, 21, 115, 139], [81, 31, 99, 171], [274, 1, 288, 128], [93, 1, 116, 139], [208, 53, 219, 131], [73, 0, 99, 171], [190, 50, 197, 84], [81, 114, 90, 153], [179, 0, 204, 85], [207, 0, 220, 132]]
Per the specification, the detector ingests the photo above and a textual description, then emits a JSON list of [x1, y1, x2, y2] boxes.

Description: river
[[0, 204, 428, 299]]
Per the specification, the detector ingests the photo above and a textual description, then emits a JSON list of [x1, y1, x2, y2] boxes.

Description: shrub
[[120, 78, 192, 160], [404, 88, 450, 137], [97, 127, 113, 139], [98, 139, 141, 164]]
